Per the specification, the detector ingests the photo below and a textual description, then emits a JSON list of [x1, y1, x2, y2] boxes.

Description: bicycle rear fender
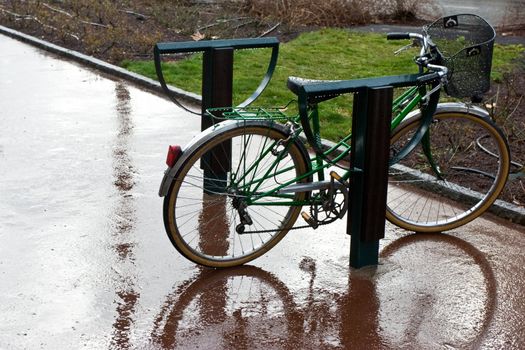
[[158, 120, 307, 197]]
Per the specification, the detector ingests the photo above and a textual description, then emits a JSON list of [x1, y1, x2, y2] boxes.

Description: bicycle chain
[[241, 189, 346, 234]]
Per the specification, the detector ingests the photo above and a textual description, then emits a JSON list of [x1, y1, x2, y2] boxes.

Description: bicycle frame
[[235, 84, 427, 208]]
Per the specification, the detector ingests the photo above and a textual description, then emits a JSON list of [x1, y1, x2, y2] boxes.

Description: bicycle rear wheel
[[163, 121, 310, 267], [386, 111, 510, 232]]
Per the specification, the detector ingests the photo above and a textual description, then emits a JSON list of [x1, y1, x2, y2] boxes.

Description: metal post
[[349, 86, 393, 268], [200, 47, 233, 193], [201, 47, 233, 128]]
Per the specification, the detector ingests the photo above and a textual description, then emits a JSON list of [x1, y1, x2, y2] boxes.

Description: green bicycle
[[158, 14, 510, 267]]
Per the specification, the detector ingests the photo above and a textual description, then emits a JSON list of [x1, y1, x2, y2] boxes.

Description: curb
[[2, 24, 525, 226], [0, 24, 201, 106], [490, 197, 525, 225]]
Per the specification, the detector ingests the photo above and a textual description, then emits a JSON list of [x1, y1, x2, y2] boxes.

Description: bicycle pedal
[[301, 211, 319, 229], [330, 171, 349, 186]]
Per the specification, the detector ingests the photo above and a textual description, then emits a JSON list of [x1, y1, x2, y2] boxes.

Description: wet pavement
[[434, 0, 523, 27], [1, 34, 525, 349]]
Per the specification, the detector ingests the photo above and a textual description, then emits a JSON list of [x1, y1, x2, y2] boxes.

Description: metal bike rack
[[295, 74, 430, 268], [154, 37, 279, 121], [154, 37, 279, 193]]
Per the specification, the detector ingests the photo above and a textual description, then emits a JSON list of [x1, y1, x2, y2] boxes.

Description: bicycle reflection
[[197, 194, 230, 257], [378, 233, 496, 349], [147, 232, 496, 349], [150, 266, 304, 349]]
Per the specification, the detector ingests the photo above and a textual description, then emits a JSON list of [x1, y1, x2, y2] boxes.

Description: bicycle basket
[[424, 14, 496, 98]]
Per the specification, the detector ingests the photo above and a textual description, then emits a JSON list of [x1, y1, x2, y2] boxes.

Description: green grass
[[121, 28, 524, 141], [492, 43, 525, 82]]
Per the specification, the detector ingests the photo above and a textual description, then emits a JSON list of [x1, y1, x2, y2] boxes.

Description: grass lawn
[[122, 29, 524, 141]]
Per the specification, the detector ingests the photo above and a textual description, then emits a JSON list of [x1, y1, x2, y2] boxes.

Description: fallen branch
[[79, 20, 110, 29], [196, 16, 250, 31], [42, 2, 73, 17], [119, 9, 148, 21], [505, 94, 523, 123], [0, 7, 80, 41], [0, 6, 31, 19], [41, 2, 110, 28], [196, 22, 220, 32], [233, 20, 256, 30], [258, 22, 280, 37]]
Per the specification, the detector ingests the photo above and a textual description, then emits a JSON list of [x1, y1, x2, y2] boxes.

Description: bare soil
[[0, 0, 524, 207]]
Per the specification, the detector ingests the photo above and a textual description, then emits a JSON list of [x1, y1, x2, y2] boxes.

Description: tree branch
[[41, 2, 110, 28], [258, 22, 280, 37]]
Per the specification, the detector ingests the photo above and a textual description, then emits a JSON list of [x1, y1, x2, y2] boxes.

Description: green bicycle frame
[[237, 85, 424, 207]]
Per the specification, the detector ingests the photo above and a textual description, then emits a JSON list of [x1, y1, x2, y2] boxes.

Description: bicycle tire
[[386, 111, 510, 232], [163, 121, 310, 267]]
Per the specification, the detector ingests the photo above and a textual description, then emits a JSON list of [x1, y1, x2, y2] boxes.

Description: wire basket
[[424, 14, 496, 99]]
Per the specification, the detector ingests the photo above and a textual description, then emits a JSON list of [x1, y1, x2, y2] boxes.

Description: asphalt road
[[434, 0, 524, 26]]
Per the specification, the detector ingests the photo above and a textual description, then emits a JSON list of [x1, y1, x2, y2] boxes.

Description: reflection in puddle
[[149, 262, 384, 349], [147, 234, 496, 349], [378, 234, 497, 349], [150, 266, 304, 349], [197, 194, 230, 257], [109, 81, 139, 349]]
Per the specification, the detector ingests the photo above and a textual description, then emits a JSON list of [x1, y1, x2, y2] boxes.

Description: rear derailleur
[[231, 193, 253, 234]]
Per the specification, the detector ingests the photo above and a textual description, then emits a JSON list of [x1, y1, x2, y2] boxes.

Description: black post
[[349, 86, 393, 268], [201, 47, 234, 128], [200, 47, 233, 193]]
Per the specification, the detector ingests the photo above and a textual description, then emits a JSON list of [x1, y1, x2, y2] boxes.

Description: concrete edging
[[2, 24, 524, 225]]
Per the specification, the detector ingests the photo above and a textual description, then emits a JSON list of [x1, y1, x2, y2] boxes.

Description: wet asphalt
[[434, 0, 523, 27], [1, 34, 525, 349]]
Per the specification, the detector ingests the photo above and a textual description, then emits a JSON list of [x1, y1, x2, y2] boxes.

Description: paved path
[[434, 0, 524, 26], [1, 33, 525, 349]]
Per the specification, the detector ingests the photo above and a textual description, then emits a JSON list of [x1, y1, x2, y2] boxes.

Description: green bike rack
[[154, 37, 280, 193], [294, 73, 438, 268], [154, 37, 280, 117]]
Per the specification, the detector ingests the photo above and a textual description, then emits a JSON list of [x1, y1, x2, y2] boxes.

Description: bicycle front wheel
[[164, 122, 310, 268], [387, 111, 510, 232]]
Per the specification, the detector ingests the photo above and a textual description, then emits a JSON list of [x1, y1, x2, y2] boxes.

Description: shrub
[[242, 0, 440, 26], [242, 0, 373, 26]]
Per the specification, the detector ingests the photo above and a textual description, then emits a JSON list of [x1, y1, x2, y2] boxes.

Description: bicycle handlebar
[[387, 31, 447, 80], [387, 32, 429, 54], [386, 32, 411, 40]]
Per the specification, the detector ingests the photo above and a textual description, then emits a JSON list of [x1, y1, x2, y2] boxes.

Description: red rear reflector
[[166, 145, 182, 167]]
